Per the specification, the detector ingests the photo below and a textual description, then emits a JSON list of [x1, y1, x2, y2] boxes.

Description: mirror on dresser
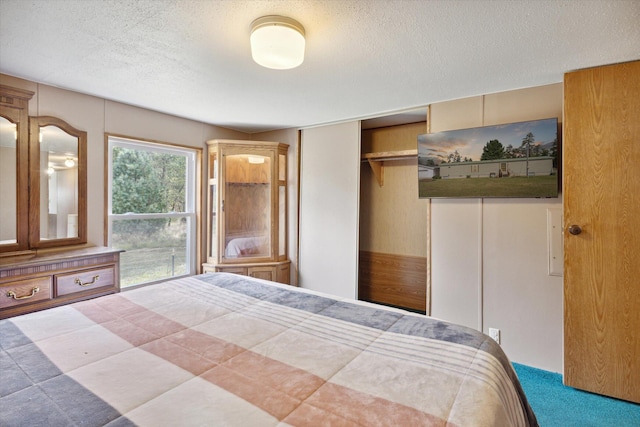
[[0, 85, 33, 254], [1, 85, 119, 319], [0, 116, 18, 243], [29, 116, 87, 248]]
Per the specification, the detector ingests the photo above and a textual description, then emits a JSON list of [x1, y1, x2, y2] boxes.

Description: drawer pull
[[75, 275, 100, 287], [6, 287, 40, 300]]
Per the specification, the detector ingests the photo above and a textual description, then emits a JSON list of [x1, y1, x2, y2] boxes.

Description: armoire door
[[563, 60, 640, 403]]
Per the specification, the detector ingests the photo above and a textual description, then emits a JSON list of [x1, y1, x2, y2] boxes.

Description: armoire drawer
[[215, 266, 248, 275], [214, 265, 276, 282], [247, 266, 276, 282], [1, 276, 52, 309], [205, 260, 291, 285], [55, 266, 115, 297]]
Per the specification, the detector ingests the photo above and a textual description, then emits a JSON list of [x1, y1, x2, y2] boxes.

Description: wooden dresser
[[0, 246, 122, 319]]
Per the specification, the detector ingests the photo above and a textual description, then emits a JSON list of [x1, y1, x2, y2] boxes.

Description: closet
[[563, 60, 639, 403], [358, 115, 429, 313]]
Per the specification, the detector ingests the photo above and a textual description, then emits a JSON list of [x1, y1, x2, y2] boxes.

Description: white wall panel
[[430, 199, 482, 329], [106, 101, 209, 147], [481, 84, 563, 372], [429, 96, 483, 329], [483, 84, 562, 125], [483, 198, 563, 372], [429, 83, 564, 372], [299, 122, 360, 298]]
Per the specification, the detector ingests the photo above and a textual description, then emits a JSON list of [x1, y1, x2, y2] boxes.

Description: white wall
[[430, 84, 564, 372], [299, 122, 360, 298], [0, 73, 249, 257], [483, 199, 563, 371], [430, 198, 484, 328]]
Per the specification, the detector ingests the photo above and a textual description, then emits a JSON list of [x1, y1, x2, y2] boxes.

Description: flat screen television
[[418, 118, 559, 198]]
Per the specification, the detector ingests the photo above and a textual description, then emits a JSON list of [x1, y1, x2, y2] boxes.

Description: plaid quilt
[[0, 273, 537, 426]]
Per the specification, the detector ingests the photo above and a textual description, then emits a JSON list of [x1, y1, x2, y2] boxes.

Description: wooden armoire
[[202, 139, 290, 284], [563, 60, 640, 403]]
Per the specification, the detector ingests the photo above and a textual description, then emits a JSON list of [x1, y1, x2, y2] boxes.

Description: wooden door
[[563, 60, 640, 403]]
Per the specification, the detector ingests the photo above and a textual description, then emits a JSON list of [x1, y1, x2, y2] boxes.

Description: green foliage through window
[[111, 146, 188, 240], [109, 139, 195, 287], [112, 147, 186, 214]]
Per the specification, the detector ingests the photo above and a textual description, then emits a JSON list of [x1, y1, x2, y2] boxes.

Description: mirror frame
[[29, 116, 87, 248], [0, 85, 34, 254]]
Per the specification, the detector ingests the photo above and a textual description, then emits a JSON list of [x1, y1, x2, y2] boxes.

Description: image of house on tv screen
[[417, 118, 559, 198]]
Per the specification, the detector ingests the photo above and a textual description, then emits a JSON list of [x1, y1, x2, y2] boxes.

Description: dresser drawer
[[1, 277, 52, 309], [55, 266, 115, 297]]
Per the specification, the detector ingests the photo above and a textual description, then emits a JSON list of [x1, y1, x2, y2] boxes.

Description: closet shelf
[[361, 149, 417, 161], [361, 149, 417, 186]]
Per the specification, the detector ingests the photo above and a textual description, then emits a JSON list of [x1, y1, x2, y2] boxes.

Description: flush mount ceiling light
[[65, 158, 75, 168], [250, 15, 305, 70]]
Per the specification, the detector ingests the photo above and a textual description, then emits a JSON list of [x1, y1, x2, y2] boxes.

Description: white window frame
[[107, 136, 197, 285]]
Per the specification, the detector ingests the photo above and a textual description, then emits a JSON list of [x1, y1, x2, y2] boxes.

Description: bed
[[0, 273, 538, 426], [225, 235, 268, 258]]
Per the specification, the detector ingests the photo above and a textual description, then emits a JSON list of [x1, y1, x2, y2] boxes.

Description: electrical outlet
[[489, 328, 500, 344]]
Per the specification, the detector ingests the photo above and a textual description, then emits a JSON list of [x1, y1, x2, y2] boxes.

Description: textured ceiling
[[1, 0, 639, 133]]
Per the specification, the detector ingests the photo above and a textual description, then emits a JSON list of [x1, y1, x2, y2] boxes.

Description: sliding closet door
[[299, 122, 360, 298]]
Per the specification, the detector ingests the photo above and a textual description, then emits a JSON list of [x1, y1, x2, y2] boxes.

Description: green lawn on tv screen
[[419, 175, 558, 198]]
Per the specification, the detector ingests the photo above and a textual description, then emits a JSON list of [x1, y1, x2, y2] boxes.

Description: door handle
[[568, 225, 582, 235]]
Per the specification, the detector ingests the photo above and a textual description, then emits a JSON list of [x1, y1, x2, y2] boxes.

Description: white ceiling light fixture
[[250, 15, 305, 70], [65, 158, 75, 167]]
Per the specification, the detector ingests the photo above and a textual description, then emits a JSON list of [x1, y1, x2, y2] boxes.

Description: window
[[108, 136, 197, 288]]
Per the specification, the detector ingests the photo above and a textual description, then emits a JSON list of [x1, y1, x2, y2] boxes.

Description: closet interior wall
[[359, 121, 429, 312]]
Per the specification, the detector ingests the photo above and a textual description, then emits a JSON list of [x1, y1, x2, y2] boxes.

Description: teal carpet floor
[[513, 363, 640, 427]]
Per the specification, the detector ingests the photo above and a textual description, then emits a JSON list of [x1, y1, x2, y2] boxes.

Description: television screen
[[418, 118, 559, 198]]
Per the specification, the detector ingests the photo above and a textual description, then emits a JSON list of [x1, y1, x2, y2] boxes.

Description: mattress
[[0, 273, 537, 426]]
